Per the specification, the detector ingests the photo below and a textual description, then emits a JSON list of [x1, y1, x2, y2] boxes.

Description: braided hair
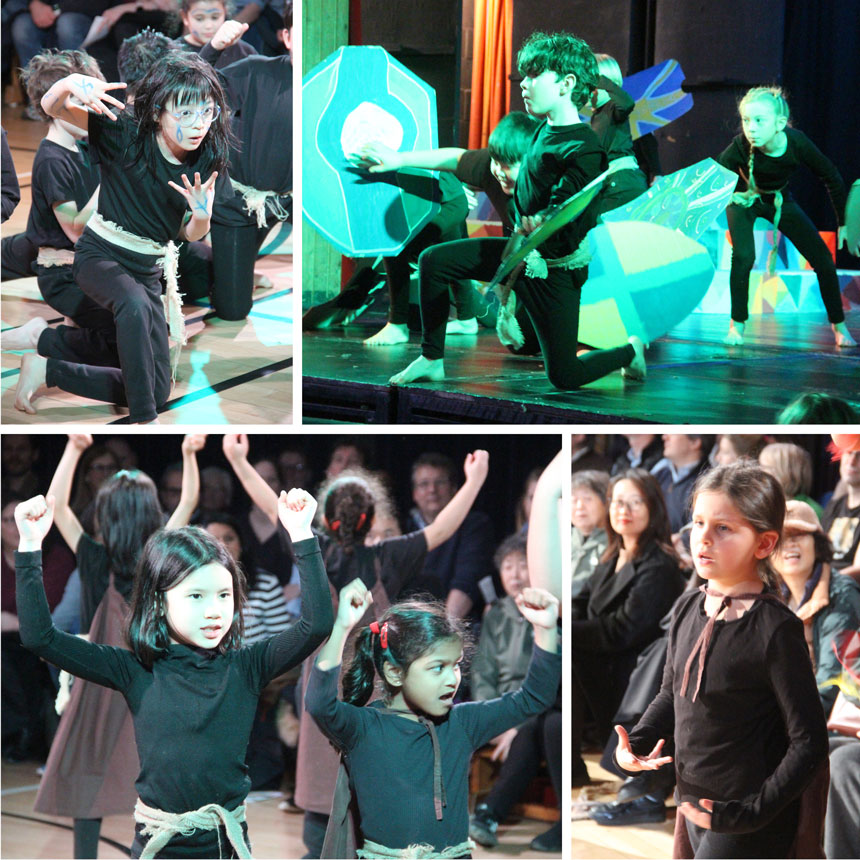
[[342, 600, 470, 706], [316, 468, 395, 554]]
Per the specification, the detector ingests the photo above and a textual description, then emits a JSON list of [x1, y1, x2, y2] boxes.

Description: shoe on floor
[[588, 795, 666, 826], [530, 821, 562, 852], [469, 803, 498, 848]]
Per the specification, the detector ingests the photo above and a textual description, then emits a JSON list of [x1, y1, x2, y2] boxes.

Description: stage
[[302, 309, 860, 424]]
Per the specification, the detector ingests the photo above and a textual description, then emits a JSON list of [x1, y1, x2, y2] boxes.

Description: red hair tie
[[357, 512, 367, 529], [330, 519, 341, 530], [369, 620, 388, 649]]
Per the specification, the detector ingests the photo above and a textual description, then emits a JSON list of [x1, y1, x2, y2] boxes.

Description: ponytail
[[342, 626, 378, 706]]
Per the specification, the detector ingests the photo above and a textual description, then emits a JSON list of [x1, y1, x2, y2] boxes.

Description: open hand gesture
[[277, 488, 316, 539], [614, 725, 673, 772], [352, 142, 402, 173], [68, 75, 126, 121], [462, 449, 489, 486], [182, 434, 207, 455], [222, 433, 249, 463], [515, 587, 559, 629], [168, 171, 218, 218], [15, 495, 56, 549], [336, 578, 373, 629]]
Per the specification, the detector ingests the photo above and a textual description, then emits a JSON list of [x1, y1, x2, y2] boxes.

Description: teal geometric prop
[[581, 222, 714, 346], [601, 158, 737, 241], [302, 46, 441, 257]]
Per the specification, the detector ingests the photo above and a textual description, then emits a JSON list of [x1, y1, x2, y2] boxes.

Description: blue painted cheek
[[176, 127, 183, 142]]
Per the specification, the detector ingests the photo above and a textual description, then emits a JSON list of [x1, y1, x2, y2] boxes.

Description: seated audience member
[[825, 738, 860, 859], [611, 434, 663, 476], [571, 469, 684, 786], [771, 501, 860, 716], [822, 447, 860, 582], [650, 434, 714, 534], [404, 452, 494, 618], [759, 441, 823, 518], [571, 434, 611, 474], [324, 437, 369, 480], [469, 533, 561, 852], [713, 434, 766, 466], [571, 470, 610, 598]]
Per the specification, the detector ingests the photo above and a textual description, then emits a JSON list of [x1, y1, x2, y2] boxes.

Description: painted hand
[[69, 76, 126, 121], [167, 171, 218, 218]]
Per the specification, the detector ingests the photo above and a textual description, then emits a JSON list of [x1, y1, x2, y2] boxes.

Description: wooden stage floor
[[1, 110, 293, 425], [1, 758, 557, 858], [302, 310, 860, 424]]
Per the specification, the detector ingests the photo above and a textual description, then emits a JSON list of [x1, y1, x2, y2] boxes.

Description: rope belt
[[732, 171, 787, 277], [606, 155, 641, 175], [357, 838, 475, 859], [36, 247, 76, 267], [134, 798, 251, 859], [87, 211, 186, 375], [230, 178, 292, 229]]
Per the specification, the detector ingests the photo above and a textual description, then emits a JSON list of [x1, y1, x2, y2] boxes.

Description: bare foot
[[389, 355, 445, 385], [723, 321, 745, 345], [2, 317, 48, 351], [253, 273, 273, 290], [14, 353, 48, 413], [139, 418, 160, 424], [446, 317, 478, 335], [622, 336, 647, 381], [833, 322, 857, 348], [364, 323, 409, 346]]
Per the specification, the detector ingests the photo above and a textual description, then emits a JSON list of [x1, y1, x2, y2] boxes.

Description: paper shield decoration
[[601, 158, 738, 242], [302, 46, 441, 257], [579, 222, 714, 347]]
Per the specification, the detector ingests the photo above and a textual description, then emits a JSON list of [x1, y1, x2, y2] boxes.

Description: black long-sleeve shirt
[[306, 645, 560, 852], [590, 75, 637, 163], [718, 127, 846, 225], [16, 537, 333, 854], [624, 589, 828, 834]]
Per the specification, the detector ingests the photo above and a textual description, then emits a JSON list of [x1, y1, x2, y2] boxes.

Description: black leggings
[[34, 263, 115, 331], [73, 817, 101, 859], [725, 196, 844, 323], [39, 230, 171, 423], [417, 236, 634, 389], [483, 708, 562, 820], [210, 221, 273, 321], [684, 796, 799, 859]]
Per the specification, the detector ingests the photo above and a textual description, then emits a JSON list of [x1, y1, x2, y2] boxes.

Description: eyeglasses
[[159, 104, 221, 128], [610, 497, 647, 512]]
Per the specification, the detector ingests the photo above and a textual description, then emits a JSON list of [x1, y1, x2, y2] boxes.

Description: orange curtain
[[468, 0, 512, 149]]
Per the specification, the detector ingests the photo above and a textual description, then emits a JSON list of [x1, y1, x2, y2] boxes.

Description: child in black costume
[[614, 461, 828, 858], [15, 487, 333, 859], [2, 50, 111, 354], [384, 31, 646, 389], [14, 52, 230, 423], [718, 86, 855, 347]]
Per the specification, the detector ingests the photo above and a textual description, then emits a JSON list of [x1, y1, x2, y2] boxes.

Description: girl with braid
[[614, 461, 828, 858], [718, 87, 855, 347]]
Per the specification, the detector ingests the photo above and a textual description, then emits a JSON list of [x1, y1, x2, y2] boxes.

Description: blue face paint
[[176, 126, 183, 142]]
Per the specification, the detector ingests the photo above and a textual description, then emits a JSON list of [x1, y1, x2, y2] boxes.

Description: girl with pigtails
[[32, 433, 204, 859], [303, 451, 564, 858], [221, 434, 491, 856], [718, 86, 855, 347]]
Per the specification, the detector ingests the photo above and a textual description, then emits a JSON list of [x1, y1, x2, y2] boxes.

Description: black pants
[[385, 190, 468, 325], [595, 167, 648, 217], [684, 796, 798, 859], [483, 708, 562, 820], [1, 232, 36, 280], [417, 236, 634, 389], [35, 263, 116, 330], [210, 221, 273, 321], [40, 230, 171, 423], [725, 196, 844, 323]]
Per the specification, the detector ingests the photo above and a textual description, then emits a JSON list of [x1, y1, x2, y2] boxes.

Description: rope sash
[[36, 247, 76, 267], [230, 178, 291, 229], [356, 838, 474, 858]]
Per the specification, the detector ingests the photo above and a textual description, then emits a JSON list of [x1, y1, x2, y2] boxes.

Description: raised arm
[[47, 434, 91, 554], [14, 496, 132, 690], [317, 578, 373, 671], [423, 450, 489, 551], [223, 433, 279, 524], [166, 434, 206, 529], [353, 142, 467, 174], [40, 74, 126, 131], [526, 450, 563, 604]]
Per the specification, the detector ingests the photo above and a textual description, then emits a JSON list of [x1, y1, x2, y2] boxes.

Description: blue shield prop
[[302, 46, 441, 257]]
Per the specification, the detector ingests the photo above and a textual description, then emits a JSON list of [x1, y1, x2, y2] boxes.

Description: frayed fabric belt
[[357, 838, 474, 858], [606, 155, 641, 175], [230, 178, 291, 229], [133, 798, 251, 859], [36, 247, 76, 267], [87, 211, 186, 372]]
